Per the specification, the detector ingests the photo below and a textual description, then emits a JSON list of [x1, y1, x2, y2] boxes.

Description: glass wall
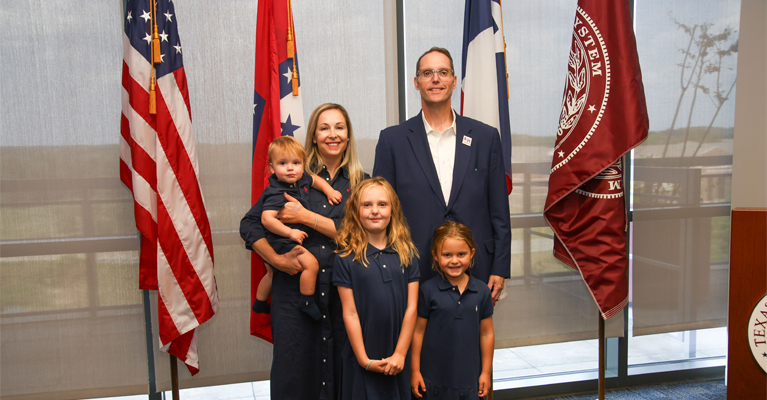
[[631, 0, 738, 338]]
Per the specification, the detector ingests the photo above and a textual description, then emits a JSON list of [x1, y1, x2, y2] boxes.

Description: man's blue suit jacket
[[373, 112, 511, 283]]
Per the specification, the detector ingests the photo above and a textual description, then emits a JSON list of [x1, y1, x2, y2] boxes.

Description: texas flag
[[461, 0, 512, 194], [251, 0, 304, 342]]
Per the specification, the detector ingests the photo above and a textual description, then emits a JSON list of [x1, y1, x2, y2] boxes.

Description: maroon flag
[[120, 0, 218, 374], [250, 0, 304, 342], [544, 0, 648, 319]]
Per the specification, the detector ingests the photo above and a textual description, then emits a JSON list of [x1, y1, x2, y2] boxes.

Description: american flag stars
[[125, 0, 183, 75]]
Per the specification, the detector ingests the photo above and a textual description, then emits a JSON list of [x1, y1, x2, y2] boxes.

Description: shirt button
[[323, 205, 327, 208], [383, 264, 386, 268], [322, 382, 325, 386], [323, 359, 326, 363], [323, 337, 326, 341], [321, 292, 325, 296], [322, 269, 325, 273], [458, 301, 461, 304], [323, 315, 326, 319], [453, 288, 456, 290], [322, 245, 325, 249]]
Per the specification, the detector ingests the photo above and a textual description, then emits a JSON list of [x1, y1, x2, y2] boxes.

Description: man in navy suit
[[373, 47, 511, 301]]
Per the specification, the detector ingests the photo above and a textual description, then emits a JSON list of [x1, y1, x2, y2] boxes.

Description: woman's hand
[[383, 352, 406, 375], [252, 239, 304, 275], [277, 193, 306, 225]]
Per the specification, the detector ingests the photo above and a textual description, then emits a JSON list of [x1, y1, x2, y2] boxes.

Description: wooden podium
[[727, 208, 767, 399]]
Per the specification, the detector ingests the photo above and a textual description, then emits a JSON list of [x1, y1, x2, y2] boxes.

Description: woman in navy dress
[[240, 103, 367, 400], [333, 177, 420, 400], [411, 221, 495, 399]]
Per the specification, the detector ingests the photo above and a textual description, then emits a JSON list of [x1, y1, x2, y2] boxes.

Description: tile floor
[[95, 327, 727, 400]]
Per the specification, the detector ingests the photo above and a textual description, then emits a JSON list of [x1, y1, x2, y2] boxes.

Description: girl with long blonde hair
[[333, 177, 419, 399]]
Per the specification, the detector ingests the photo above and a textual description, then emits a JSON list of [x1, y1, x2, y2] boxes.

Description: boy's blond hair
[[268, 136, 306, 164]]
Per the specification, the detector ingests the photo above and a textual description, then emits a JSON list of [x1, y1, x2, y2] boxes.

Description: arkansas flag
[[250, 0, 305, 342], [461, 0, 512, 194], [121, 0, 218, 374], [543, 0, 648, 320]]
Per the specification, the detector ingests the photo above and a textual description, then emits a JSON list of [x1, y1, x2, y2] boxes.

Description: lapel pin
[[462, 135, 472, 146]]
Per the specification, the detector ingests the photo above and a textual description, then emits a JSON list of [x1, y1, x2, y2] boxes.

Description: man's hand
[[487, 275, 505, 303]]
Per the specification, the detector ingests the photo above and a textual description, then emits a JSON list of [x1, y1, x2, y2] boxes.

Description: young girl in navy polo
[[411, 221, 495, 399], [333, 177, 420, 400]]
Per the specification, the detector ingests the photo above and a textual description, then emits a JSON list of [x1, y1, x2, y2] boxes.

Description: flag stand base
[[170, 355, 180, 400]]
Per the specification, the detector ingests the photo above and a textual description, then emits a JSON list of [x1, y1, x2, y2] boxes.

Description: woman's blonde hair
[[304, 103, 365, 190], [430, 221, 476, 277], [336, 177, 418, 267]]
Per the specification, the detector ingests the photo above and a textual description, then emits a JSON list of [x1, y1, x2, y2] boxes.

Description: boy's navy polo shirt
[[261, 173, 312, 253], [417, 274, 493, 393], [261, 173, 312, 211]]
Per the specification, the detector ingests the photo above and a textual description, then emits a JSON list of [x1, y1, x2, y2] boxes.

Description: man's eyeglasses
[[417, 69, 454, 80]]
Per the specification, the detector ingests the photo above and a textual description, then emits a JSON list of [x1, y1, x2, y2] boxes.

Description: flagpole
[[598, 312, 605, 400], [170, 355, 180, 400]]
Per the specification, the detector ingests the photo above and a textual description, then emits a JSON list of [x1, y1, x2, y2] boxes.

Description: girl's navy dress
[[333, 246, 420, 400], [417, 274, 493, 399]]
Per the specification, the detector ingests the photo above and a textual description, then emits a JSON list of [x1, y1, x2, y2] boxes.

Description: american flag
[[250, 0, 305, 342], [460, 0, 513, 194], [120, 0, 218, 374]]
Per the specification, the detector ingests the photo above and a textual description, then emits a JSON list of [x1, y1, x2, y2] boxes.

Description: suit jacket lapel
[[405, 113, 446, 207], [448, 115, 471, 209]]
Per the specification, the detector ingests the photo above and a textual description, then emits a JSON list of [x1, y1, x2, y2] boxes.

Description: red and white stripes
[[120, 28, 217, 374]]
